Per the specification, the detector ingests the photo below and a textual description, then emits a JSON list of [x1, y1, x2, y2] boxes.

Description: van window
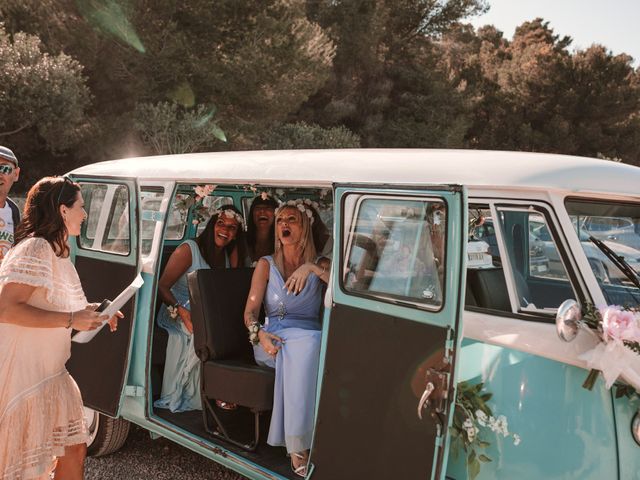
[[495, 207, 576, 312], [140, 189, 164, 257], [165, 193, 191, 240], [343, 195, 445, 309], [79, 182, 130, 255], [566, 199, 640, 306]]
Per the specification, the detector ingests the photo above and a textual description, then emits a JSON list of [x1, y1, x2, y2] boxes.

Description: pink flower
[[194, 184, 216, 199], [600, 306, 640, 343]]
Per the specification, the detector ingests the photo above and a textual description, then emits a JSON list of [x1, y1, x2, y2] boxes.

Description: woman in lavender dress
[[244, 200, 330, 477]]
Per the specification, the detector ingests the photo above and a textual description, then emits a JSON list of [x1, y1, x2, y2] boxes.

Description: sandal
[[290, 452, 308, 478], [215, 400, 237, 410]]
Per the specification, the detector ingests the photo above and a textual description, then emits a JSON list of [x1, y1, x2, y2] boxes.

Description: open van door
[[66, 177, 140, 417], [310, 185, 467, 479]]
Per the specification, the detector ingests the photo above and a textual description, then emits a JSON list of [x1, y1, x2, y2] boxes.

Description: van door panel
[[66, 257, 137, 415], [311, 186, 467, 480], [66, 177, 139, 417], [312, 304, 447, 478]]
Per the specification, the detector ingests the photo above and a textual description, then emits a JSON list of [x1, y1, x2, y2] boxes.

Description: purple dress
[[253, 256, 323, 453]]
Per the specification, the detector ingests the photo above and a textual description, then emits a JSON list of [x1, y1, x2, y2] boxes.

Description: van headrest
[[188, 268, 260, 361]]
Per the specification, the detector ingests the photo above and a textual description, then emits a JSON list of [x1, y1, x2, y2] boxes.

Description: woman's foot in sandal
[[215, 400, 237, 410], [290, 451, 309, 478]]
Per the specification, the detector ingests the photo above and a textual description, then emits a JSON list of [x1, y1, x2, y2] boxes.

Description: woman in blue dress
[[244, 200, 330, 477], [155, 205, 245, 412]]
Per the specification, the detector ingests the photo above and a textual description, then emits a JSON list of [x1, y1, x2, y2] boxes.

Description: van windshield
[[565, 199, 640, 306]]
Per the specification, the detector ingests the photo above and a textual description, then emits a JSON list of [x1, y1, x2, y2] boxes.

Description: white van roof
[[70, 149, 640, 196]]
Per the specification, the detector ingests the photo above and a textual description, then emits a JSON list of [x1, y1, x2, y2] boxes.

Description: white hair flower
[[278, 198, 316, 225], [211, 208, 245, 229]]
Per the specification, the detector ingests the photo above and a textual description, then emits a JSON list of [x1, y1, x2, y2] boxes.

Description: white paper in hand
[[72, 274, 144, 344]]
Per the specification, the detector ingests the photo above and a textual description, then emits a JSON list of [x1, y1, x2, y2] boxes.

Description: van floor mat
[[153, 407, 297, 478]]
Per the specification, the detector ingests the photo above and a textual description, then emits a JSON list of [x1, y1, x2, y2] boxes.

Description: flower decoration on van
[[210, 208, 246, 229], [279, 199, 316, 224], [192, 185, 217, 225], [194, 184, 216, 201], [579, 303, 640, 391], [451, 381, 520, 480]]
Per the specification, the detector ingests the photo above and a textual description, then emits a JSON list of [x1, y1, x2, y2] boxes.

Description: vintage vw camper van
[[65, 150, 640, 479]]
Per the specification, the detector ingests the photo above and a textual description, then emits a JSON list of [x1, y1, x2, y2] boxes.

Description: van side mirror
[[556, 299, 582, 342]]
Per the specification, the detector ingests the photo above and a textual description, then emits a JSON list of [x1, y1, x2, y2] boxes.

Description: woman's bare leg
[[54, 443, 86, 479]]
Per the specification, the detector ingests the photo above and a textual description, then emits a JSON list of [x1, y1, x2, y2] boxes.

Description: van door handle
[[417, 382, 435, 420]]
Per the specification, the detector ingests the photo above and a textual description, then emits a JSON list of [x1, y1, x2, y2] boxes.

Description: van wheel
[[84, 406, 131, 457]]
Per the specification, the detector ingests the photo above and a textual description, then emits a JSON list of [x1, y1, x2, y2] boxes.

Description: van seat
[[467, 267, 532, 312], [188, 267, 274, 451], [466, 268, 510, 311]]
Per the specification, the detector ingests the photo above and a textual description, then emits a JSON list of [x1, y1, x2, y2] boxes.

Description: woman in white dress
[[0, 177, 121, 480]]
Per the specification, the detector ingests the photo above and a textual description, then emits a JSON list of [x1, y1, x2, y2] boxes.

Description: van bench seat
[[188, 267, 273, 451], [202, 361, 274, 411]]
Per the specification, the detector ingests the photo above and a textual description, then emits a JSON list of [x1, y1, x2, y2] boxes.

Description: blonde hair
[[273, 205, 317, 275]]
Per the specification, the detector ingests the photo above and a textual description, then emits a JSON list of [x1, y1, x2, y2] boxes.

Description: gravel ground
[[85, 425, 246, 480]]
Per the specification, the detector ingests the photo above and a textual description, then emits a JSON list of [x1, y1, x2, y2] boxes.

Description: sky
[[468, 0, 640, 65]]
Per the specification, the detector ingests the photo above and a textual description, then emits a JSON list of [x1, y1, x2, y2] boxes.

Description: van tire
[[85, 407, 131, 457]]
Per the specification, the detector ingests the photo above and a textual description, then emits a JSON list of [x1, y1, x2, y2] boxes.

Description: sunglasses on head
[[0, 164, 15, 175], [56, 176, 74, 205]]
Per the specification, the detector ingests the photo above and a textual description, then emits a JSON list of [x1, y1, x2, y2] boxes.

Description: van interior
[[148, 184, 332, 478]]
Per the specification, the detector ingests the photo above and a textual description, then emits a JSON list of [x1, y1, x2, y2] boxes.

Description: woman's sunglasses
[[0, 164, 15, 175], [56, 176, 74, 205]]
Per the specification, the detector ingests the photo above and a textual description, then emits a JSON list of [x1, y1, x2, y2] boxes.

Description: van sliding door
[[66, 177, 139, 417], [310, 185, 467, 480]]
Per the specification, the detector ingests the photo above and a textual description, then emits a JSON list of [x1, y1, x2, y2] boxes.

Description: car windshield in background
[[565, 199, 640, 306]]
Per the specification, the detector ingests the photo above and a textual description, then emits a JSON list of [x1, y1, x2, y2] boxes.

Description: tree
[[567, 46, 640, 163], [0, 24, 91, 154], [300, 0, 487, 147], [262, 122, 361, 149], [133, 102, 227, 155], [1, 0, 336, 158]]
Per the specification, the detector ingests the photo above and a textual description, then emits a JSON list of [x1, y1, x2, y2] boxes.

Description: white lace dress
[[0, 237, 89, 480]]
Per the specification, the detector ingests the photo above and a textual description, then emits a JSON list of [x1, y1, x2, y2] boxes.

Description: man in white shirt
[[0, 146, 21, 262]]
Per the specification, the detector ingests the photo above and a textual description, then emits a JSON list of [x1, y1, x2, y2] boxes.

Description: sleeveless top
[[156, 239, 220, 333], [262, 255, 323, 333]]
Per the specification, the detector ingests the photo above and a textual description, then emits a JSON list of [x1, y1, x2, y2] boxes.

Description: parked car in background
[[581, 215, 640, 250], [531, 220, 640, 283], [470, 218, 549, 274]]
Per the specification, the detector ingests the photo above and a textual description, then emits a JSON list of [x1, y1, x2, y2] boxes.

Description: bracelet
[[248, 322, 261, 345], [66, 311, 74, 329]]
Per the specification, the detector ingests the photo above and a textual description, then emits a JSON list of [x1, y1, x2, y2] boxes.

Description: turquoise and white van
[[66, 150, 640, 479]]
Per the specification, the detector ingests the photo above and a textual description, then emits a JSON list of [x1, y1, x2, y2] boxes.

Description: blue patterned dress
[[154, 240, 225, 412], [253, 256, 323, 453]]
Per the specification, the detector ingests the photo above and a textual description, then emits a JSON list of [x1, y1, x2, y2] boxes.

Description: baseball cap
[[0, 146, 18, 166]]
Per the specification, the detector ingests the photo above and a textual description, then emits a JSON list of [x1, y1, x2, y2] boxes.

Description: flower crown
[[211, 208, 246, 229], [277, 198, 317, 224]]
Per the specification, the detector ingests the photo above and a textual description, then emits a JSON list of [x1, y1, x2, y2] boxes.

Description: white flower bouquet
[[450, 381, 520, 480]]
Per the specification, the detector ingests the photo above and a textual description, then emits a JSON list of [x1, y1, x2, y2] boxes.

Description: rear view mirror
[[556, 299, 582, 342]]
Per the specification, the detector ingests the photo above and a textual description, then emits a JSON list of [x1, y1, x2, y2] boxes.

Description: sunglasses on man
[[0, 164, 16, 175]]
